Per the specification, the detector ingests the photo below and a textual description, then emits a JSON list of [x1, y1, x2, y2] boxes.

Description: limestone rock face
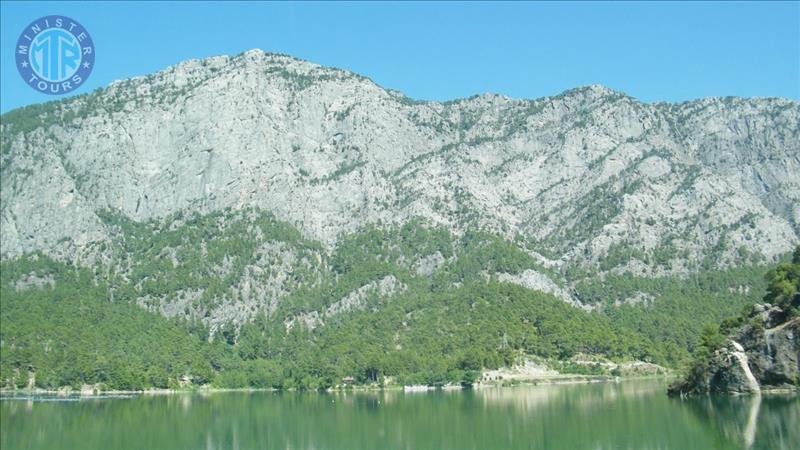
[[1, 50, 798, 276], [669, 303, 799, 396], [747, 313, 799, 388], [284, 275, 405, 332], [496, 269, 581, 308], [706, 341, 762, 394]]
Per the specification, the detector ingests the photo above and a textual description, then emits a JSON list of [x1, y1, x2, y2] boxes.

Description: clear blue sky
[[1, 1, 798, 113]]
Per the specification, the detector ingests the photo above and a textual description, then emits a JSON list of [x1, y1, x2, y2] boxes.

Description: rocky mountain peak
[[1, 52, 798, 277]]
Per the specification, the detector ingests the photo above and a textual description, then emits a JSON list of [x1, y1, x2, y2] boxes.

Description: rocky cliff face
[[2, 50, 798, 274], [669, 302, 799, 396]]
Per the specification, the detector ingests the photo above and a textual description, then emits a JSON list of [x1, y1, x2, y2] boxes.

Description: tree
[[763, 245, 800, 311]]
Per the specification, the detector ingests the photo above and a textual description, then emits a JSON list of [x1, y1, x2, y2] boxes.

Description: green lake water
[[1, 380, 797, 450]]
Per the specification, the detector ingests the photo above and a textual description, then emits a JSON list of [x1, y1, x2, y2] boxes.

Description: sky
[[1, 1, 798, 113]]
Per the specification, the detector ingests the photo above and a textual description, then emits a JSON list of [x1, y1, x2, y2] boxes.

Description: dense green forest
[[0, 210, 784, 391], [0, 257, 216, 390], [576, 267, 769, 363]]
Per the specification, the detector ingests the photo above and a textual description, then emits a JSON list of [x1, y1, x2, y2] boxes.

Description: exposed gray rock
[[2, 50, 798, 278], [13, 272, 55, 291], [613, 291, 656, 307], [285, 275, 405, 331], [325, 275, 405, 317], [414, 252, 446, 276], [495, 269, 582, 308], [748, 316, 799, 388], [669, 304, 799, 396]]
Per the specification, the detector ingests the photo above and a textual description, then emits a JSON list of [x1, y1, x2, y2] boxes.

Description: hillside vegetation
[[0, 212, 775, 390]]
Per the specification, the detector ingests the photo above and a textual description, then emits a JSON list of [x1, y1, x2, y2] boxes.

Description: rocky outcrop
[[284, 275, 405, 332], [495, 269, 583, 309], [668, 303, 799, 396], [748, 311, 800, 388]]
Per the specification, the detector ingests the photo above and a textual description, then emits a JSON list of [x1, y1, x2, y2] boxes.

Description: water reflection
[[1, 380, 796, 450], [473, 379, 663, 414], [743, 395, 761, 449], [677, 392, 799, 450]]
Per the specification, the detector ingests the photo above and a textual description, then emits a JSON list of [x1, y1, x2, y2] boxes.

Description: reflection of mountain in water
[[2, 380, 797, 449], [679, 394, 800, 449], [474, 380, 663, 414]]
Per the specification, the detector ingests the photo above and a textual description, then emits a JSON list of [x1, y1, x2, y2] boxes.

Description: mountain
[[1, 50, 798, 390], [3, 50, 798, 264]]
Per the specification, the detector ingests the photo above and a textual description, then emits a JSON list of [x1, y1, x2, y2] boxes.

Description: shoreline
[[0, 374, 676, 399]]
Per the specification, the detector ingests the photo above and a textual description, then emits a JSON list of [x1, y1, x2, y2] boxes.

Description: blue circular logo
[[15, 15, 95, 95]]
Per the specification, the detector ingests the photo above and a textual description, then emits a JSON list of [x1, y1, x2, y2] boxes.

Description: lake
[[1, 380, 797, 450]]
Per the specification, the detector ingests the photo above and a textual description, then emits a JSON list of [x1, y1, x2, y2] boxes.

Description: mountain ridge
[[2, 49, 797, 273], [1, 50, 798, 390], [3, 48, 794, 123]]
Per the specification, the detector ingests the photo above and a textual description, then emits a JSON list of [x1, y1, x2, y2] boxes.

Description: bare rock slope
[[2, 50, 798, 272]]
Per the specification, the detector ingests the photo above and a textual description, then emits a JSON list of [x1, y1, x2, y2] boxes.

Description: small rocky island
[[669, 248, 799, 396]]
